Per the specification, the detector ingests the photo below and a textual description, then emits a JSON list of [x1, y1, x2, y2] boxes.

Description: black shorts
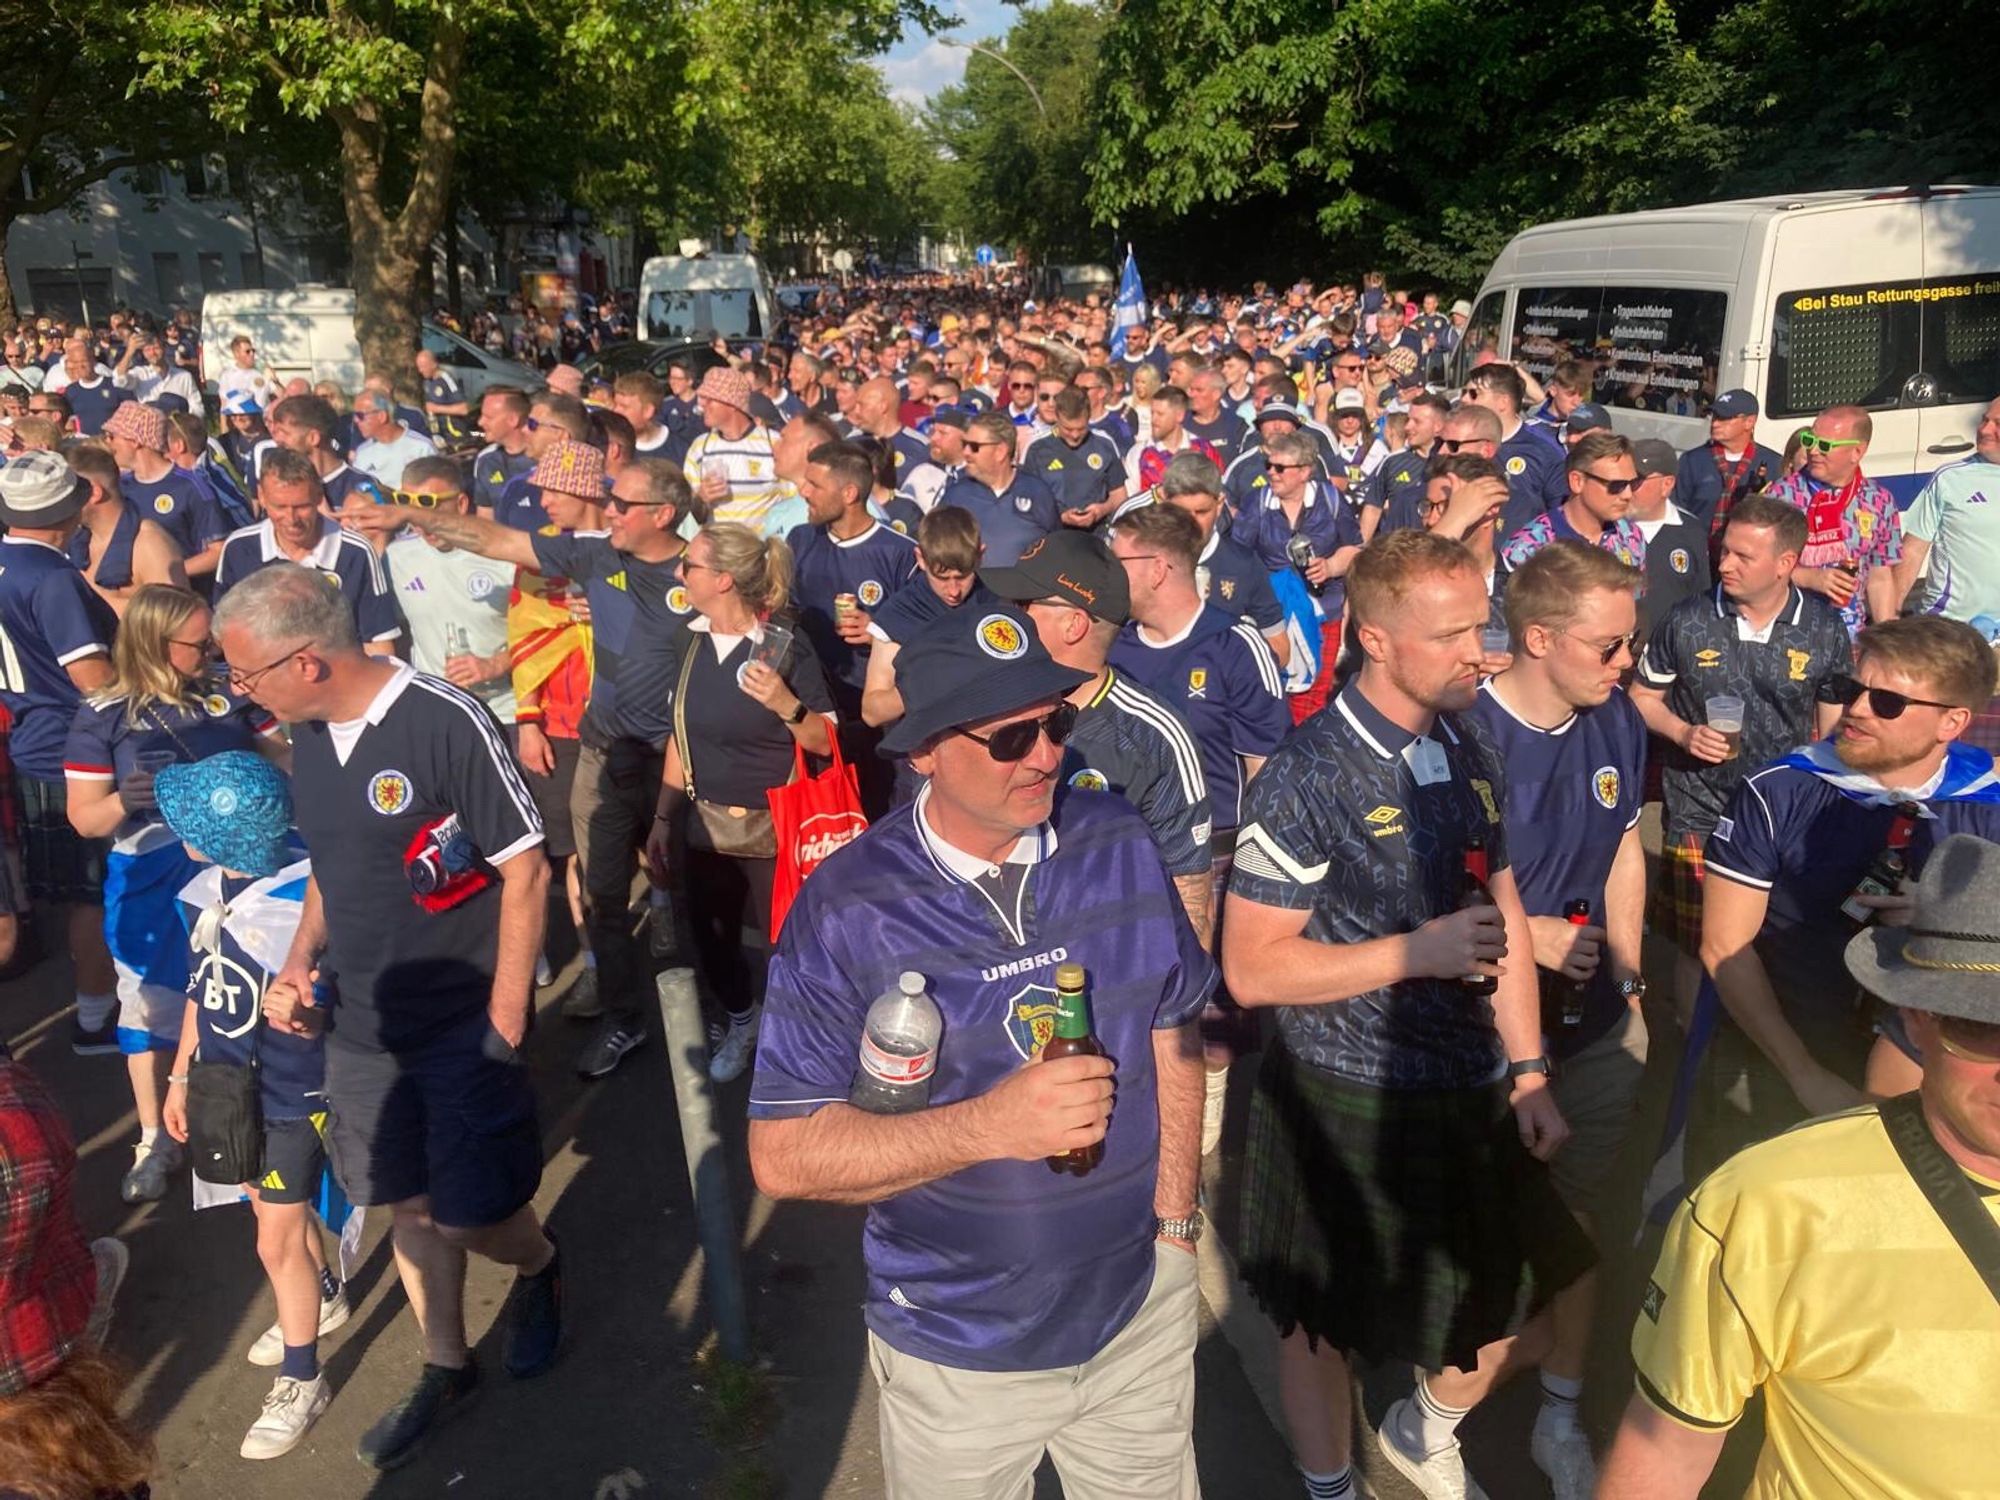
[[322, 1020, 542, 1229], [18, 775, 106, 906], [255, 1112, 329, 1207], [511, 727, 579, 860]]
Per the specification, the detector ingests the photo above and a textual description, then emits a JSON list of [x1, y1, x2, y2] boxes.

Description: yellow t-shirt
[[1633, 1105, 2000, 1500]]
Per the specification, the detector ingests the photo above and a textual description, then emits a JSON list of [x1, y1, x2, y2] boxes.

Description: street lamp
[[939, 37, 1046, 122]]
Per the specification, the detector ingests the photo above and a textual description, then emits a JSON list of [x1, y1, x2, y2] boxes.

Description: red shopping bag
[[766, 734, 868, 941]]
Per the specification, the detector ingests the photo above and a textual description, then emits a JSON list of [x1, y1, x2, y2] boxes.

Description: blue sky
[[877, 0, 1021, 106]]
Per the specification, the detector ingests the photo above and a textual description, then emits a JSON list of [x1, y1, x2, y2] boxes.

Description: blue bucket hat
[[155, 751, 296, 877], [879, 602, 1089, 757]]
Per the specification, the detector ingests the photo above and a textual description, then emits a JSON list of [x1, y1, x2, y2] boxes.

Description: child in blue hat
[[155, 750, 345, 1461]]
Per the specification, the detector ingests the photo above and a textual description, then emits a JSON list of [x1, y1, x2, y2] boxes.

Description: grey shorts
[[1548, 1002, 1649, 1218]]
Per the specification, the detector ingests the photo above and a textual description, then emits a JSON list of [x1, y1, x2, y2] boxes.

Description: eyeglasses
[[952, 700, 1078, 762], [1934, 1012, 2000, 1065], [962, 439, 1006, 450], [1561, 629, 1640, 665], [391, 489, 452, 508], [1815, 672, 1959, 719], [228, 643, 308, 693], [1797, 432, 1863, 454], [1438, 437, 1482, 453], [1418, 498, 1450, 518], [1580, 472, 1642, 496], [1266, 461, 1310, 473], [169, 635, 217, 657]]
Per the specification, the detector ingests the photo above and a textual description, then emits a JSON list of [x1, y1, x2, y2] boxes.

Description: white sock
[[583, 948, 598, 970], [1536, 1371, 1584, 1437], [138, 1125, 161, 1150], [535, 954, 553, 987], [1397, 1377, 1470, 1456], [1299, 1465, 1353, 1499], [77, 993, 116, 1030]]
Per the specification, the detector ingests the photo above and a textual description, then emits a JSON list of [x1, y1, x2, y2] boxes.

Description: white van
[[1453, 186, 2000, 501], [200, 288, 540, 404], [637, 253, 775, 342]]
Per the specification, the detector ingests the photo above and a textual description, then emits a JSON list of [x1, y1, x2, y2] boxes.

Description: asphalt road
[[4, 940, 1297, 1500]]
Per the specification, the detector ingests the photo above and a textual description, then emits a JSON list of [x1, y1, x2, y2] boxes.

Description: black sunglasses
[[1816, 673, 1959, 719], [952, 700, 1078, 762], [1561, 629, 1641, 665], [1439, 437, 1482, 453], [1580, 472, 1641, 496]]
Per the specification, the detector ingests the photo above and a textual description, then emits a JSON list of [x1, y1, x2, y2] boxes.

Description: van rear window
[[1510, 287, 1727, 419], [1769, 274, 2000, 417], [646, 289, 763, 341]]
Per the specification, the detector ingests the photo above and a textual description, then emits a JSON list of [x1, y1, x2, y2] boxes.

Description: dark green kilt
[[1237, 1042, 1596, 1373]]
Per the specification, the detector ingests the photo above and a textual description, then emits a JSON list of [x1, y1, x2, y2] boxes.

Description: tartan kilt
[[1647, 829, 1708, 954], [1237, 1044, 1594, 1373]]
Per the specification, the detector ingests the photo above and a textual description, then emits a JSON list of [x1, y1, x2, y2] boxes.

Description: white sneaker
[[1531, 1419, 1597, 1500], [708, 1013, 759, 1083], [119, 1139, 182, 1204], [1375, 1398, 1488, 1500], [239, 1372, 332, 1459], [248, 1289, 352, 1367]]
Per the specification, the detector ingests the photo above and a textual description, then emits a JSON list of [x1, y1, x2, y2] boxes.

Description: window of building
[[198, 252, 226, 293], [152, 252, 185, 307], [240, 251, 264, 290], [182, 155, 231, 199], [132, 165, 165, 197]]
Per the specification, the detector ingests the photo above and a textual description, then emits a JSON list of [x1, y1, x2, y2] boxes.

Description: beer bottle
[[1560, 899, 1591, 1027], [1460, 839, 1497, 997], [1840, 803, 1919, 927], [1044, 962, 1105, 1177]]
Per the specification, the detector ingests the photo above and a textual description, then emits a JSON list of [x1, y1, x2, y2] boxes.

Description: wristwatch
[[1507, 1057, 1552, 1080], [785, 700, 809, 724], [1615, 977, 1648, 1001], [1157, 1211, 1204, 1244]]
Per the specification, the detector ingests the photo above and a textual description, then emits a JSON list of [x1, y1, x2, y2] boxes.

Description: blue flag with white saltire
[[1109, 247, 1146, 360]]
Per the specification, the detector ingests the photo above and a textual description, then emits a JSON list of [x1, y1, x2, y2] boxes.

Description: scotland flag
[[1109, 247, 1146, 360]]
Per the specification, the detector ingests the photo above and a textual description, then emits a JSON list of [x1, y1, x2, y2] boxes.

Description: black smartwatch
[[1507, 1056, 1552, 1080], [786, 700, 809, 724]]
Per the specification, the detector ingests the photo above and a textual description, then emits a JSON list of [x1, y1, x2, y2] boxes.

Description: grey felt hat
[[1846, 833, 2000, 1023]]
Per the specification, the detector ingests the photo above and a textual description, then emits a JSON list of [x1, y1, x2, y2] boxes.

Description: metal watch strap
[[1157, 1211, 1203, 1243]]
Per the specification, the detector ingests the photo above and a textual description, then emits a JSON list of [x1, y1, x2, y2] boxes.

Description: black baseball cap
[[980, 530, 1130, 624], [880, 603, 1090, 757]]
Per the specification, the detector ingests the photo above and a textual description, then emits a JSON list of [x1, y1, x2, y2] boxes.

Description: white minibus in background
[[637, 252, 775, 343], [1453, 186, 2000, 501]]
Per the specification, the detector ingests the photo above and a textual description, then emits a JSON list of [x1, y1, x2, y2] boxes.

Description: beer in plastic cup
[[1707, 694, 1745, 759]]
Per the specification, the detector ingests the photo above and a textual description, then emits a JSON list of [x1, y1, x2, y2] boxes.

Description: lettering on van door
[[1511, 285, 1729, 420]]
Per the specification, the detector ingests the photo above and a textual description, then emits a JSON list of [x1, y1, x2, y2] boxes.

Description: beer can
[[834, 592, 858, 620]]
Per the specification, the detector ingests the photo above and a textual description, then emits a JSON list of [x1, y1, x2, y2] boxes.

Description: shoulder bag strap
[[671, 644, 701, 802], [1880, 1090, 2000, 1308]]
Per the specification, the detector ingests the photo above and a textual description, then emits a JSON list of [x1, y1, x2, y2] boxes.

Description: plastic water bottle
[[848, 972, 941, 1114]]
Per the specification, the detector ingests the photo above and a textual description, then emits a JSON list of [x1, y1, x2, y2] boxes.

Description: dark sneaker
[[71, 1018, 119, 1056], [560, 966, 603, 1021], [356, 1359, 480, 1471], [575, 1022, 647, 1080], [502, 1235, 563, 1378]]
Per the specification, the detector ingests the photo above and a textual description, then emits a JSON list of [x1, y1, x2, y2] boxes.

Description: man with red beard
[[1692, 615, 2000, 1179]]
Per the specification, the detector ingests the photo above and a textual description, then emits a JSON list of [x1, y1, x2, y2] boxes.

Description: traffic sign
[[832, 249, 854, 273], [976, 244, 995, 267]]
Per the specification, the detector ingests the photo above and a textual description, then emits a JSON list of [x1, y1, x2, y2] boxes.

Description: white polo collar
[[258, 516, 346, 570], [914, 782, 1057, 881]]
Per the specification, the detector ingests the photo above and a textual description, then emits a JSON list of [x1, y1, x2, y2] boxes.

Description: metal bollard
[[655, 965, 751, 1363]]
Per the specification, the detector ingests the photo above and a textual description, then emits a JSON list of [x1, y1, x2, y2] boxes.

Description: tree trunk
[[331, 5, 465, 401], [0, 202, 19, 327], [444, 177, 464, 320]]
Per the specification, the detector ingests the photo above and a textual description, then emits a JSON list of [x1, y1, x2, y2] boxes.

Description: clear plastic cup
[[1707, 694, 1746, 758], [1480, 625, 1511, 657], [750, 622, 793, 675]]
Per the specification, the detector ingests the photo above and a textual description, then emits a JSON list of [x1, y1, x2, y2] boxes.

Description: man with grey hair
[[350, 388, 439, 489], [1153, 451, 1288, 666], [215, 562, 562, 1470]]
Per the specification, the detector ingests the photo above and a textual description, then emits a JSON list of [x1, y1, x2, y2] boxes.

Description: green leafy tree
[[0, 3, 219, 323], [924, 1, 1107, 262]]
